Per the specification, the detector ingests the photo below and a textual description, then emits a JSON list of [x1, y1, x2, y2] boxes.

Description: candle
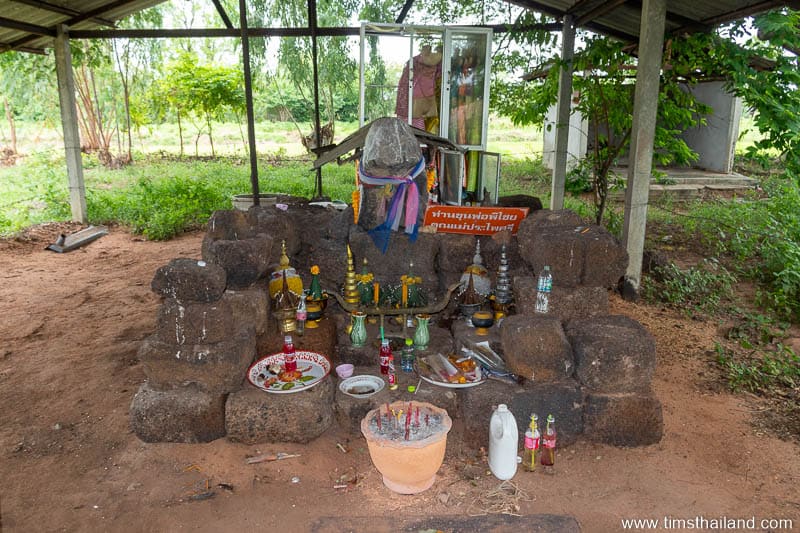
[[401, 282, 408, 307], [376, 412, 382, 431], [373, 282, 379, 305]]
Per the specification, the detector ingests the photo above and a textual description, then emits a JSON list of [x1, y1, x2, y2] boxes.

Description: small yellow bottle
[[522, 413, 540, 472]]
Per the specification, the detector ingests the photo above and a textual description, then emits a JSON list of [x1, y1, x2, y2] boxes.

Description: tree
[[713, 10, 800, 179], [494, 32, 712, 225], [162, 52, 246, 157], [0, 51, 57, 160]]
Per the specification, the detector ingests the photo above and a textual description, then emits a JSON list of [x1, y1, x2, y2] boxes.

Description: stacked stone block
[[132, 202, 663, 450], [131, 258, 256, 443], [567, 315, 663, 446]]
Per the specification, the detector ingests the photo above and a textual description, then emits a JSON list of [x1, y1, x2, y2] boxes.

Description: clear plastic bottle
[[295, 298, 307, 337], [401, 338, 415, 373], [522, 414, 540, 472], [283, 335, 297, 372], [535, 265, 552, 314], [540, 414, 556, 470], [387, 353, 397, 389]]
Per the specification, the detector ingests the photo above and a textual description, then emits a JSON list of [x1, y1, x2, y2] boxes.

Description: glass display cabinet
[[359, 23, 498, 206]]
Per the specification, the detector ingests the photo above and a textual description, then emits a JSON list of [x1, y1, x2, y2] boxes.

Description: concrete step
[[607, 169, 758, 201]]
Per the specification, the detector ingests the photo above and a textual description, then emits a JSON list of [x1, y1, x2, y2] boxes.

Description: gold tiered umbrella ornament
[[343, 245, 361, 305], [268, 240, 304, 299], [269, 240, 303, 333]]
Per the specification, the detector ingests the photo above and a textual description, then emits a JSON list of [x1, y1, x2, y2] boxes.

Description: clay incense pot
[[361, 401, 452, 494]]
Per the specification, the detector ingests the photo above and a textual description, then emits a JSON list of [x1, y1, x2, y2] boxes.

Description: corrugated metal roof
[[0, 0, 167, 53], [510, 0, 800, 40], [0, 0, 797, 54]]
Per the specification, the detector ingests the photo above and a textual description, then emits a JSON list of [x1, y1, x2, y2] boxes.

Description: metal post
[[54, 24, 87, 224], [622, 0, 667, 293], [308, 0, 324, 199], [551, 14, 575, 211], [239, 0, 260, 206]]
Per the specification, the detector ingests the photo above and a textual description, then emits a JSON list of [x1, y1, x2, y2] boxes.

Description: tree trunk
[[4, 98, 17, 154], [177, 111, 184, 157], [206, 113, 215, 157]]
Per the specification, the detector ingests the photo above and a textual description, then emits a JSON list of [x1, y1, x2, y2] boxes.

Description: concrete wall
[[679, 81, 742, 173], [542, 93, 588, 171], [547, 81, 742, 174]]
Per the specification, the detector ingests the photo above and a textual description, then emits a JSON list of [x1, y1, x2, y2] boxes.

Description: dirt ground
[[0, 224, 798, 533]]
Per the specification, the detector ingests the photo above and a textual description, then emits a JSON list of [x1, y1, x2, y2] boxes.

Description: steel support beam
[[238, 0, 260, 206], [551, 13, 575, 210], [54, 25, 87, 224], [309, 0, 324, 198], [622, 0, 666, 293], [211, 0, 234, 29]]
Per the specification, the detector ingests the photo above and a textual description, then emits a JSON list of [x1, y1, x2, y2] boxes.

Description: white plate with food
[[338, 375, 385, 398], [247, 351, 331, 393], [415, 353, 488, 388]]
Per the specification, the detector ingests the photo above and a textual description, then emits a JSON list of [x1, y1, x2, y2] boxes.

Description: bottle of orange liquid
[[540, 414, 556, 471]]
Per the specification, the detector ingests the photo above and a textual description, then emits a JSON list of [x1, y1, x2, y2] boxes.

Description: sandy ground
[[0, 225, 798, 533]]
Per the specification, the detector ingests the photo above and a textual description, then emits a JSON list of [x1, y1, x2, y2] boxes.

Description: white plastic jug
[[488, 404, 519, 480]]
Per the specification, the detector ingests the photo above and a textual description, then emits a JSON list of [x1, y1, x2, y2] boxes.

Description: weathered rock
[[519, 225, 585, 287], [567, 315, 656, 393], [349, 226, 439, 296], [522, 208, 583, 229], [459, 379, 583, 448], [155, 297, 234, 345], [580, 226, 628, 288], [498, 194, 544, 212], [202, 234, 272, 289], [311, 513, 580, 533], [517, 213, 627, 289], [361, 117, 422, 177], [225, 379, 334, 443], [333, 365, 459, 434], [151, 258, 227, 303], [514, 277, 609, 321], [130, 383, 226, 443], [248, 206, 301, 262], [436, 234, 476, 274], [499, 315, 574, 382], [258, 314, 337, 362], [222, 285, 269, 338], [204, 209, 256, 241], [479, 235, 527, 279], [584, 392, 663, 446], [139, 327, 256, 393]]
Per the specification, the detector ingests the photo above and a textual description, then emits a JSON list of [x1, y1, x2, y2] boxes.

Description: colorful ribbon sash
[[358, 157, 426, 253]]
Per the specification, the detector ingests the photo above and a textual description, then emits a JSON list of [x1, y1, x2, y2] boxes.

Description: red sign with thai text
[[423, 206, 529, 235]]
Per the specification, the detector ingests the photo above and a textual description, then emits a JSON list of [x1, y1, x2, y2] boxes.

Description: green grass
[[0, 118, 547, 239]]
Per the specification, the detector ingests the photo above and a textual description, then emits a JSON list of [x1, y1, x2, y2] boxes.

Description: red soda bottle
[[379, 339, 392, 375], [540, 414, 556, 469], [283, 335, 297, 373]]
